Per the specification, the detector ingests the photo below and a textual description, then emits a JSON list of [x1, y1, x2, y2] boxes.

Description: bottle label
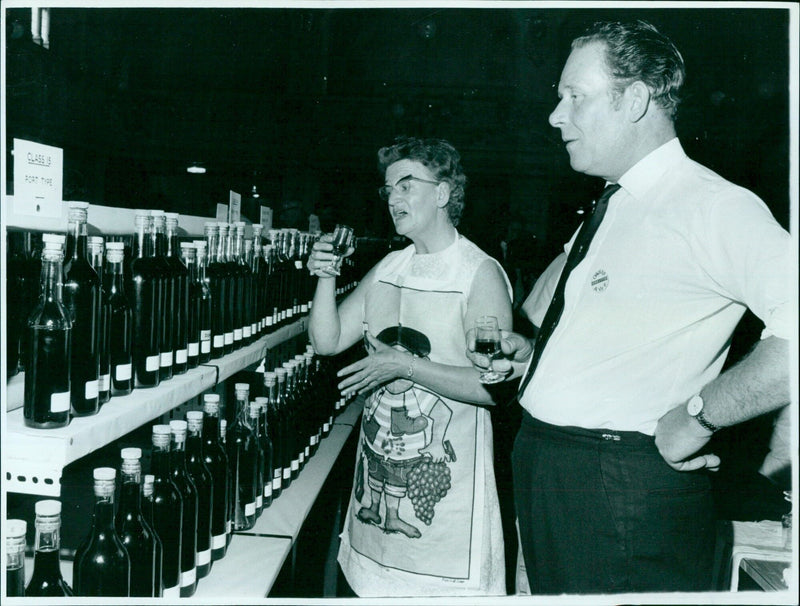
[[308, 300, 313, 310], [272, 476, 282, 491], [176, 349, 188, 364], [51, 390, 70, 413], [311, 435, 318, 446], [188, 342, 200, 356], [160, 351, 173, 367], [301, 304, 308, 313], [226, 520, 232, 534], [181, 568, 196, 587], [286, 308, 294, 319], [304, 446, 310, 458], [291, 460, 299, 472], [280, 310, 286, 321], [197, 549, 211, 566], [84, 379, 99, 399], [213, 334, 224, 348], [243, 326, 252, 339], [265, 317, 273, 327], [264, 484, 273, 498], [224, 332, 234, 346], [115, 363, 133, 381], [163, 585, 181, 598], [212, 533, 226, 549], [234, 328, 243, 341], [201, 329, 212, 342], [294, 260, 303, 270], [323, 422, 331, 433], [282, 467, 291, 481], [99, 373, 111, 391], [245, 502, 255, 516], [201, 340, 211, 354], [256, 494, 263, 508], [251, 322, 258, 334]]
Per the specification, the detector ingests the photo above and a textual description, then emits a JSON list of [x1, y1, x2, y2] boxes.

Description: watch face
[[687, 395, 703, 416]]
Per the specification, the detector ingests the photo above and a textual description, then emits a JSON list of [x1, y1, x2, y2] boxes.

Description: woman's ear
[[436, 181, 451, 208]]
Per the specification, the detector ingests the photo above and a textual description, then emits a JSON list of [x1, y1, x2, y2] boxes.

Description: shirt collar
[[616, 137, 686, 200]]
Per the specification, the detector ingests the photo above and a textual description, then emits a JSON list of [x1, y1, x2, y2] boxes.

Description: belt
[[518, 407, 655, 449]]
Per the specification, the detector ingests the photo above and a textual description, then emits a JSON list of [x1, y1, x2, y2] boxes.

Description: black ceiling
[[4, 6, 791, 242]]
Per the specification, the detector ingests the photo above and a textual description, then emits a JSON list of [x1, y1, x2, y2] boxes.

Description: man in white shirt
[[473, 20, 793, 594]]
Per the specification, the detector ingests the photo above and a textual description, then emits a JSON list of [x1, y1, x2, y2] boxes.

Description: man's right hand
[[466, 329, 533, 380]]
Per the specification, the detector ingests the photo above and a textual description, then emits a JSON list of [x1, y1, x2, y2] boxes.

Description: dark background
[[5, 6, 791, 262]]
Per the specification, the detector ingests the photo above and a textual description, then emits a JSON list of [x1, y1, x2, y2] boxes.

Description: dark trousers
[[512, 411, 716, 594]]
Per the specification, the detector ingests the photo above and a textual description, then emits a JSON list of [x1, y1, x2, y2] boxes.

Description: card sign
[[260, 206, 273, 232], [13, 138, 63, 218], [215, 203, 228, 222], [229, 191, 241, 223]]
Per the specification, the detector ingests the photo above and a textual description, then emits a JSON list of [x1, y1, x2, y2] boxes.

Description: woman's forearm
[[308, 277, 342, 355]]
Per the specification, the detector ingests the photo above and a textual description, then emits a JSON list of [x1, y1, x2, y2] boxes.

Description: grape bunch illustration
[[407, 459, 452, 525]]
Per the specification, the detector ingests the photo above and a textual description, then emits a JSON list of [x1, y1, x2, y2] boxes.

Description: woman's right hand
[[307, 234, 353, 278]]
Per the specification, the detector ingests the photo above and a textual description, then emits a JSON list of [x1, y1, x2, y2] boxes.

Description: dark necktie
[[517, 183, 621, 399]]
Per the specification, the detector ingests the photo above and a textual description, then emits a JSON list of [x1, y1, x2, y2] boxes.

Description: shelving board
[[3, 318, 307, 496]]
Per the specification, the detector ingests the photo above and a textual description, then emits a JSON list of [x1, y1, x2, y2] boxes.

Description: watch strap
[[694, 409, 720, 433]]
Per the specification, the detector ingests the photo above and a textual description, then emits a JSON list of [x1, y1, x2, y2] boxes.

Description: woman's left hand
[[337, 333, 409, 395]]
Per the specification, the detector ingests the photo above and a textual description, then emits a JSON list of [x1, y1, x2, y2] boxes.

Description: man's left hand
[[654, 403, 721, 472]]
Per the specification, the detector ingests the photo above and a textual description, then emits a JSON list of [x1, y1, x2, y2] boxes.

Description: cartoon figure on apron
[[355, 325, 455, 539]]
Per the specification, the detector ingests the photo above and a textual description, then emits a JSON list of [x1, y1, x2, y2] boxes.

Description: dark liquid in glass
[[6, 566, 25, 597], [474, 339, 500, 355], [25, 550, 72, 597], [24, 327, 71, 429]]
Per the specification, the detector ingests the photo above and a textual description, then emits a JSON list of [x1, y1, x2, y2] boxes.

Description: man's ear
[[627, 81, 651, 122]]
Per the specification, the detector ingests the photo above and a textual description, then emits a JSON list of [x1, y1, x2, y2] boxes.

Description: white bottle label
[[311, 435, 318, 446], [201, 329, 211, 342], [234, 328, 243, 341], [176, 349, 188, 364], [265, 317, 273, 327], [188, 342, 199, 356], [286, 308, 294, 318], [243, 326, 252, 339], [213, 334, 224, 348], [196, 549, 211, 566], [256, 494, 263, 508], [160, 351, 173, 367], [99, 373, 110, 391], [212, 533, 226, 549], [226, 520, 232, 534], [84, 379, 99, 399], [251, 322, 258, 334], [301, 304, 308, 313], [245, 502, 255, 516], [264, 484, 273, 499], [294, 260, 303, 269], [163, 584, 181, 598], [291, 460, 299, 472], [283, 467, 291, 480], [201, 340, 211, 354], [51, 390, 70, 413], [224, 332, 234, 345], [181, 567, 196, 587], [272, 476, 282, 491], [115, 363, 132, 381], [323, 421, 331, 433], [304, 446, 310, 458]]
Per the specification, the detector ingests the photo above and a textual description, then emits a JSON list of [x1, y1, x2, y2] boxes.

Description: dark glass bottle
[[275, 368, 295, 489], [73, 467, 131, 597], [223, 222, 244, 350], [251, 224, 264, 339], [256, 396, 274, 509], [219, 223, 237, 353], [62, 202, 101, 416], [220, 417, 233, 547], [128, 213, 162, 388], [264, 372, 283, 499], [202, 394, 230, 560], [24, 236, 72, 429], [6, 232, 25, 377], [25, 500, 72, 596], [185, 411, 213, 579], [11, 233, 42, 375], [243, 237, 257, 344], [250, 400, 265, 517], [5, 519, 27, 597], [261, 240, 276, 334], [104, 242, 134, 396], [282, 363, 302, 482], [149, 425, 183, 599], [204, 222, 228, 359], [166, 213, 189, 374], [226, 382, 257, 530], [116, 448, 160, 597], [193, 241, 213, 364], [141, 474, 164, 598], [168, 420, 198, 597], [179, 243, 200, 369], [151, 211, 175, 381], [294, 354, 313, 464], [88, 236, 112, 405]]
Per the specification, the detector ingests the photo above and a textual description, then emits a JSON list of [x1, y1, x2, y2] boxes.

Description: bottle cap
[[121, 447, 142, 460], [89, 236, 104, 245], [94, 467, 117, 481], [255, 396, 268, 404], [106, 241, 125, 250], [203, 393, 221, 403], [249, 401, 260, 415], [42, 232, 66, 246], [6, 519, 27, 537], [235, 382, 250, 392], [150, 209, 165, 217], [165, 212, 179, 220], [35, 500, 61, 516], [170, 419, 188, 434], [275, 368, 287, 379], [152, 424, 171, 435], [186, 410, 203, 421], [180, 241, 194, 249]]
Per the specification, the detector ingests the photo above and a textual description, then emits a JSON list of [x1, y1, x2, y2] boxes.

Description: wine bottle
[[282, 363, 302, 482], [88, 236, 112, 405], [185, 410, 213, 579], [73, 467, 131, 597], [104, 242, 134, 396], [25, 500, 72, 596], [149, 425, 183, 598], [222, 222, 243, 350], [116, 448, 160, 597], [219, 416, 233, 547], [23, 235, 72, 429], [128, 213, 162, 388], [261, 242, 276, 334], [5, 519, 27, 597], [166, 213, 189, 374], [141, 474, 164, 597], [168, 420, 199, 597], [192, 240, 213, 364], [243, 236, 256, 344], [226, 383, 257, 530], [256, 396, 274, 509], [179, 243, 201, 369], [151, 210, 175, 381], [62, 202, 101, 416], [275, 367, 294, 489], [8, 232, 41, 376], [233, 222, 253, 345], [251, 224, 264, 338], [204, 222, 229, 359], [202, 394, 230, 560], [249, 399, 265, 517], [6, 232, 25, 378], [264, 372, 283, 499]]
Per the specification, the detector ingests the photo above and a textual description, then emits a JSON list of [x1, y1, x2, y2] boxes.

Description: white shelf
[[3, 318, 307, 496]]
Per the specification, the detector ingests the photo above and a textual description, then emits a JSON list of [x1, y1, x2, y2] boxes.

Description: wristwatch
[[686, 394, 720, 433]]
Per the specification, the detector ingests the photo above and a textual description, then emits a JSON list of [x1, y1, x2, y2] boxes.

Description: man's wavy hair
[[378, 136, 467, 227], [573, 20, 686, 120]]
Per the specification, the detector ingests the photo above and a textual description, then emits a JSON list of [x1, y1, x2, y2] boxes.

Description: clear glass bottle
[[88, 235, 112, 404], [256, 396, 274, 509], [5, 519, 27, 597], [24, 236, 72, 429], [202, 394, 230, 560], [185, 410, 214, 579], [192, 240, 213, 364], [105, 242, 134, 396], [226, 382, 257, 530], [149, 424, 182, 598], [116, 448, 161, 597], [249, 400, 265, 517], [25, 499, 72, 596], [166, 213, 189, 374], [73, 467, 130, 597], [219, 416, 232, 547], [141, 474, 164, 598], [264, 371, 283, 499], [179, 243, 200, 369], [169, 420, 198, 597], [151, 210, 175, 381]]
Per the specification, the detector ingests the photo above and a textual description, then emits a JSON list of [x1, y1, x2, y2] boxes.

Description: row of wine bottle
[[18, 201, 357, 429], [7, 345, 358, 597]]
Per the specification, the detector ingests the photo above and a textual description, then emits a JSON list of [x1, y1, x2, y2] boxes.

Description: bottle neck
[[166, 227, 179, 258], [186, 430, 203, 457], [205, 232, 219, 264], [118, 471, 143, 516], [236, 394, 250, 426], [170, 436, 188, 471], [151, 445, 171, 478], [216, 231, 228, 263], [202, 412, 220, 444], [34, 518, 61, 552], [40, 255, 64, 303], [66, 219, 87, 261], [233, 231, 244, 261], [92, 491, 116, 529], [133, 221, 152, 259], [106, 258, 125, 292], [154, 228, 168, 258], [183, 254, 198, 282]]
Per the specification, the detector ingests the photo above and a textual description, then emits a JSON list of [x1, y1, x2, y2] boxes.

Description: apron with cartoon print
[[338, 233, 509, 597]]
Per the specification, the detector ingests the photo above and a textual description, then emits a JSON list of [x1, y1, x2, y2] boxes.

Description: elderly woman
[[307, 136, 512, 597]]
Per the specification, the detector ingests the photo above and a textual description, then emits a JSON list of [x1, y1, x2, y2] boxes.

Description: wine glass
[[327, 224, 354, 274], [473, 315, 503, 384]]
